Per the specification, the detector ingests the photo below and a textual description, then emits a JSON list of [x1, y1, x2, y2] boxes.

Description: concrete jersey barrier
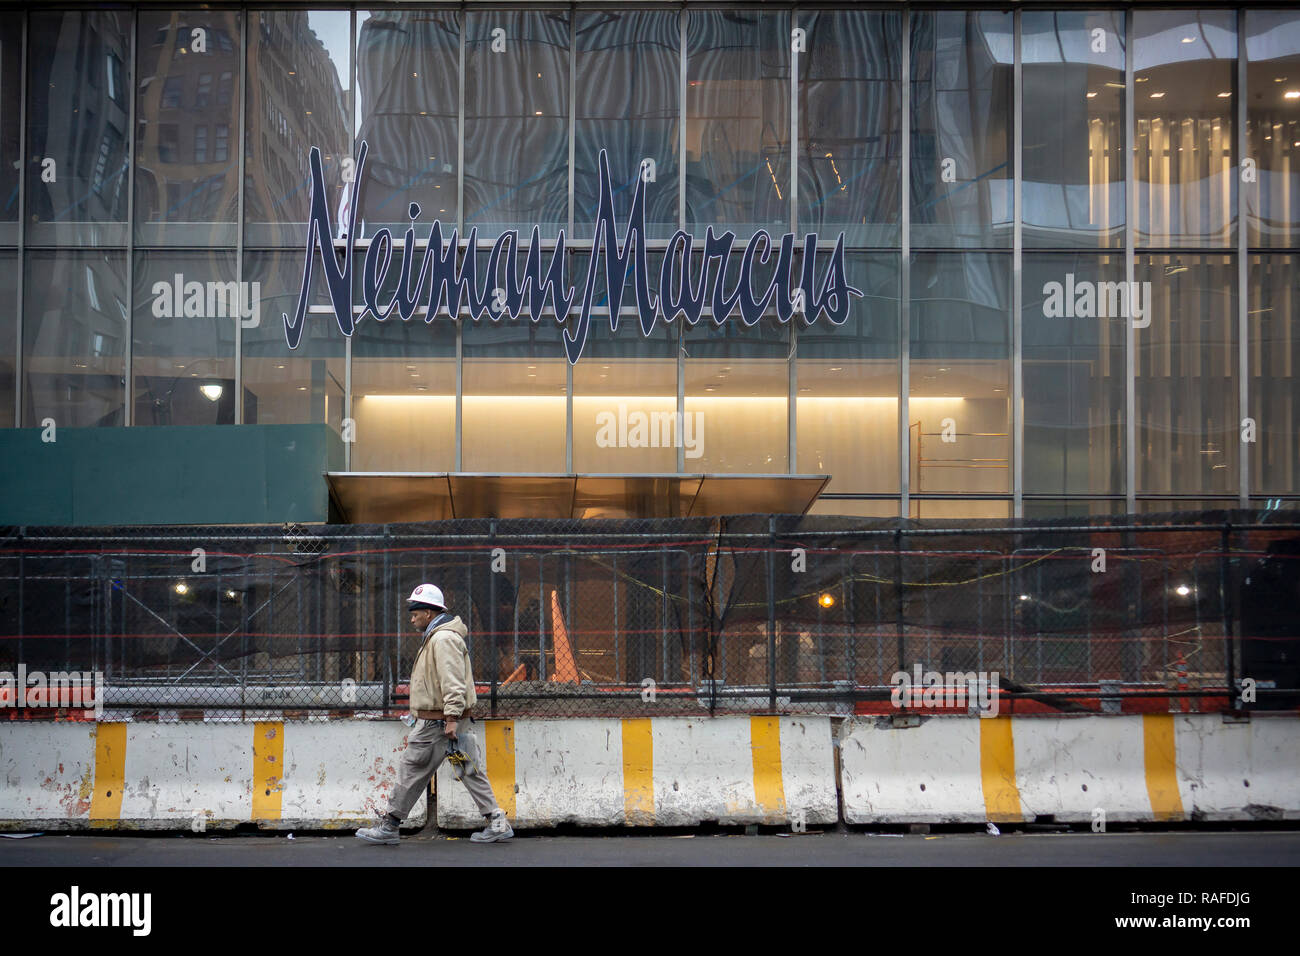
[[435, 716, 838, 829], [3, 713, 1295, 831], [838, 713, 1300, 825], [0, 720, 426, 831]]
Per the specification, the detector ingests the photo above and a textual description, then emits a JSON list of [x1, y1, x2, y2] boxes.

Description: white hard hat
[[406, 583, 445, 611]]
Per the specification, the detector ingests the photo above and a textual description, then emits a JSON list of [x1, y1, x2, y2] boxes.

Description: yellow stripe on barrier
[[980, 717, 1023, 822], [252, 721, 284, 821], [621, 718, 655, 825], [750, 716, 786, 821], [484, 720, 516, 818], [1143, 714, 1185, 822], [89, 723, 126, 826]]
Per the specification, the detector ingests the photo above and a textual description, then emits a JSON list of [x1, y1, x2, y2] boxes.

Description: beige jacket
[[408, 614, 477, 717]]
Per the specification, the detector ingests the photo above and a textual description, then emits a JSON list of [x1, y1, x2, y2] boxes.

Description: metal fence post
[[895, 527, 905, 675], [490, 518, 498, 718], [538, 548, 546, 681], [382, 525, 392, 716], [1221, 518, 1235, 710], [844, 550, 856, 693], [660, 547, 668, 684], [767, 517, 777, 713], [16, 544, 23, 675]]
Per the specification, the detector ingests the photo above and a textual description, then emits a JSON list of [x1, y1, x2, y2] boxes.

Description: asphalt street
[[3, 828, 1298, 867]]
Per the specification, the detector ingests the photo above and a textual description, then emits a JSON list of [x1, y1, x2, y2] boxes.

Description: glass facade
[[2, 5, 1298, 518]]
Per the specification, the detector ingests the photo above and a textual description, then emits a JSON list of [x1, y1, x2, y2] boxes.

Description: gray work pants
[[387, 718, 501, 822]]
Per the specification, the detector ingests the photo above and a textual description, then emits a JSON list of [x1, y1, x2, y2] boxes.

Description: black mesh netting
[[1, 510, 1297, 720]]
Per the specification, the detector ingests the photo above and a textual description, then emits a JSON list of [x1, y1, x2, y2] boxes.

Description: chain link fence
[[1, 511, 1297, 721]]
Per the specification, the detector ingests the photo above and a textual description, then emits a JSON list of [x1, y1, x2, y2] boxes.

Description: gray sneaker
[[470, 809, 513, 843], [356, 812, 401, 845]]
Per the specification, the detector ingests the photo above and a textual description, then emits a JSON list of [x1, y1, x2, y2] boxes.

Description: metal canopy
[[324, 473, 831, 523]]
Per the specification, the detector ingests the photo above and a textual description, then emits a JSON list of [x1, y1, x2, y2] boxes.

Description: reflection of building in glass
[[685, 10, 790, 236], [355, 11, 459, 235], [245, 11, 349, 242], [573, 10, 680, 237], [23, 252, 127, 427], [0, 31, 20, 240], [910, 11, 1014, 245], [135, 13, 243, 239], [26, 13, 131, 242]]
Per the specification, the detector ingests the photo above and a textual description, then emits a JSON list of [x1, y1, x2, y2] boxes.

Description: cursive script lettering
[[283, 143, 861, 363]]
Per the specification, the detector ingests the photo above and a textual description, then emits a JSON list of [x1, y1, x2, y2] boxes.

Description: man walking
[[356, 583, 513, 845]]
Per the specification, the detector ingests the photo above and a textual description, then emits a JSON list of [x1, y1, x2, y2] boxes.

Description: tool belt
[[414, 709, 471, 721]]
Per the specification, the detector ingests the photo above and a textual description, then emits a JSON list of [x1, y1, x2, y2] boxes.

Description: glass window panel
[[1249, 254, 1300, 494], [132, 250, 237, 426], [1022, 11, 1126, 249], [797, 10, 901, 246], [463, 314, 570, 472], [574, 10, 679, 242], [23, 250, 126, 427], [245, 10, 352, 246], [135, 12, 242, 246], [684, 315, 788, 474], [26, 11, 132, 246], [910, 11, 1014, 248], [0, 252, 14, 426], [349, 254, 457, 471], [1022, 253, 1126, 495], [1245, 11, 1300, 247], [242, 250, 345, 428], [355, 9, 459, 239], [1134, 10, 1236, 248], [796, 253, 900, 493], [686, 9, 790, 241], [464, 11, 568, 239], [1135, 254, 1236, 494], [571, 278, 679, 474], [0, 27, 19, 244], [909, 252, 1011, 494]]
